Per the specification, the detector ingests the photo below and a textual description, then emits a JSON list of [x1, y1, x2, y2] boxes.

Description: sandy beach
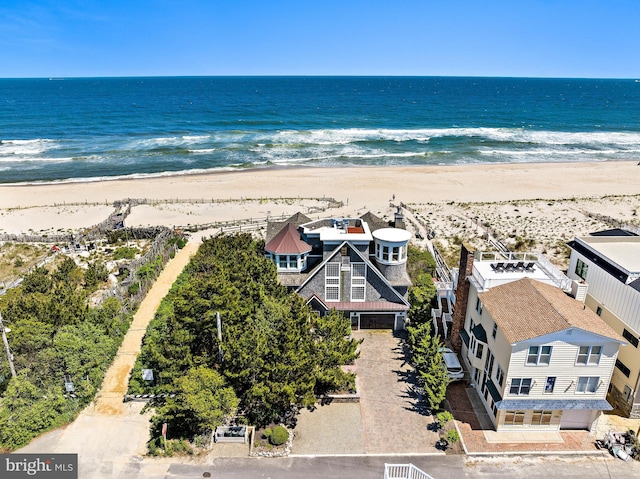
[[2, 161, 639, 209], [1, 161, 639, 268]]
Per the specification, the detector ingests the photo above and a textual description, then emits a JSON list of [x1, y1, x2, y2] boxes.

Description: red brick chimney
[[451, 244, 474, 353]]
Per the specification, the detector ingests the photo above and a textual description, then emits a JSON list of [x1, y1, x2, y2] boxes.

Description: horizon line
[[1, 74, 638, 81]]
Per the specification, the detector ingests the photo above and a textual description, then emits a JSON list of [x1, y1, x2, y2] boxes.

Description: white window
[[382, 245, 389, 261], [509, 378, 532, 395], [392, 246, 400, 261], [545, 377, 556, 393], [527, 346, 552, 365], [576, 376, 599, 394], [495, 364, 505, 387], [475, 298, 483, 315], [351, 263, 366, 301], [504, 410, 525, 426], [278, 255, 288, 269], [532, 410, 553, 426], [325, 262, 340, 302], [576, 346, 602, 365]]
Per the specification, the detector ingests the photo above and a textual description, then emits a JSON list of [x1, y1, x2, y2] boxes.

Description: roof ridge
[[525, 278, 571, 329]]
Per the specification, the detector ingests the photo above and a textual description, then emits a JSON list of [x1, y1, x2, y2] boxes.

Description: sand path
[[92, 239, 201, 415], [18, 235, 205, 477]]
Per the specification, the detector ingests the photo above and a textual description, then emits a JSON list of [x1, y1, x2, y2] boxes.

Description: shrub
[[262, 428, 272, 439], [269, 425, 288, 446], [112, 246, 138, 260], [436, 411, 454, 425], [446, 429, 460, 444], [128, 282, 140, 295]]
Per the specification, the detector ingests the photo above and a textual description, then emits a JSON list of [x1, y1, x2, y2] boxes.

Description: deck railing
[[384, 463, 435, 479]]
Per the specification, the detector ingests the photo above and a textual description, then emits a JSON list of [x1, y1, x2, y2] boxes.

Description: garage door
[[560, 409, 593, 430], [360, 314, 395, 329]]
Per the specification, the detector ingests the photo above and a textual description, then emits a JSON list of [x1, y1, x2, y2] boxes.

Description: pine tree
[[407, 322, 449, 411]]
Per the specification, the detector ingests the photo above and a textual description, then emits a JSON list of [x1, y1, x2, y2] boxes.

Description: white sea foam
[[220, 127, 640, 148], [0, 156, 74, 164], [0, 138, 57, 156], [188, 148, 217, 154]]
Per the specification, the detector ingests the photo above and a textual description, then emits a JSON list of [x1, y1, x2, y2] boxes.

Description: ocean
[[1, 76, 639, 184]]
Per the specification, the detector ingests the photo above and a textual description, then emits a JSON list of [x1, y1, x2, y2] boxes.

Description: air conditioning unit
[[571, 279, 588, 302]]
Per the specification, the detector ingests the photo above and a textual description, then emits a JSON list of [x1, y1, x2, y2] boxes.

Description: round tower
[[372, 228, 412, 281]]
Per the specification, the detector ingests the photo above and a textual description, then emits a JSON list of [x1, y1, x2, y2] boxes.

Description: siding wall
[[506, 329, 619, 401], [464, 285, 512, 387], [568, 252, 640, 332], [297, 247, 405, 305]]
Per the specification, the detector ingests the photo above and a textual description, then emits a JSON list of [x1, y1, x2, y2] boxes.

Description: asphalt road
[[93, 454, 640, 479]]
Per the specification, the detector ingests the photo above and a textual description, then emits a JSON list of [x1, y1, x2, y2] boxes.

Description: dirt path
[[92, 239, 201, 415], [18, 236, 208, 477]]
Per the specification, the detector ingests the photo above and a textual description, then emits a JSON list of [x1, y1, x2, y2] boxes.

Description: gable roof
[[264, 223, 312, 255], [265, 211, 312, 243], [296, 240, 410, 307], [478, 278, 624, 344], [359, 211, 389, 232]]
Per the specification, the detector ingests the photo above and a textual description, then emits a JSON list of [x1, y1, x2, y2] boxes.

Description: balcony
[[470, 251, 571, 292]]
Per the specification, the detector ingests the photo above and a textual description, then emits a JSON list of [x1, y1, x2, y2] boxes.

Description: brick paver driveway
[[353, 330, 440, 454]]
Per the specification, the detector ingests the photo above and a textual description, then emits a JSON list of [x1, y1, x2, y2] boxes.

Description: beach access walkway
[[19, 232, 210, 478]]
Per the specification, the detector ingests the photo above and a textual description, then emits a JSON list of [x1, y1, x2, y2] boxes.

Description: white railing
[[384, 463, 435, 479], [476, 251, 540, 263], [473, 251, 572, 292], [536, 253, 572, 291]]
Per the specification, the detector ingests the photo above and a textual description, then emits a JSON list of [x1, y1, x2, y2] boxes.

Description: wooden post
[[0, 313, 17, 378], [162, 422, 168, 448]]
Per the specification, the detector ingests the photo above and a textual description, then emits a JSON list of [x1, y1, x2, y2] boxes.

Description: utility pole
[[216, 311, 223, 364], [0, 312, 16, 378]]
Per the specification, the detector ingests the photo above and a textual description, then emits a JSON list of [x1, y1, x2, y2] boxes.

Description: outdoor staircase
[[384, 463, 435, 479]]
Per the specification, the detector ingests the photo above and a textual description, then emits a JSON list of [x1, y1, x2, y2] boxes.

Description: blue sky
[[0, 0, 638, 78]]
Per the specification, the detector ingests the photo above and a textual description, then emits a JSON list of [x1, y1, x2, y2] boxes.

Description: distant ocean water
[[1, 76, 640, 184]]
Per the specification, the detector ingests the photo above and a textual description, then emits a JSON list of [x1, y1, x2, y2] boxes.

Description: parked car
[[440, 347, 465, 381]]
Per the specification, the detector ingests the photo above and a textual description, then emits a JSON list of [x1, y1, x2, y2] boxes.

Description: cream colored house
[[451, 248, 627, 431], [567, 234, 640, 417], [460, 277, 624, 431]]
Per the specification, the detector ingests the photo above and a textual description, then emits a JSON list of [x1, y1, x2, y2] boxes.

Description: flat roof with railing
[[471, 251, 571, 292]]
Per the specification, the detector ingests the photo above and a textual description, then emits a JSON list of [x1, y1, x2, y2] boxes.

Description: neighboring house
[[265, 212, 412, 330], [451, 247, 624, 431], [566, 232, 640, 417]]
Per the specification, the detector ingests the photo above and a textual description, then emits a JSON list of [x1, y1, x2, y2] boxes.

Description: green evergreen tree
[[154, 366, 238, 438], [406, 322, 449, 410]]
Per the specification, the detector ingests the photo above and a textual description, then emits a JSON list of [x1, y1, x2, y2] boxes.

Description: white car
[[440, 347, 465, 381]]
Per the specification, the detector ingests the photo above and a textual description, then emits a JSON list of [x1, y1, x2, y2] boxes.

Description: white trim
[[296, 240, 410, 307], [351, 263, 366, 301], [325, 262, 340, 302]]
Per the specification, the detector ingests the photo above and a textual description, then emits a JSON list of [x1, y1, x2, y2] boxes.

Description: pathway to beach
[[93, 239, 201, 415], [19, 233, 209, 478]]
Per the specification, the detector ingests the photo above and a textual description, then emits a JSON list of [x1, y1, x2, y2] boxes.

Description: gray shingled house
[[265, 212, 412, 330]]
